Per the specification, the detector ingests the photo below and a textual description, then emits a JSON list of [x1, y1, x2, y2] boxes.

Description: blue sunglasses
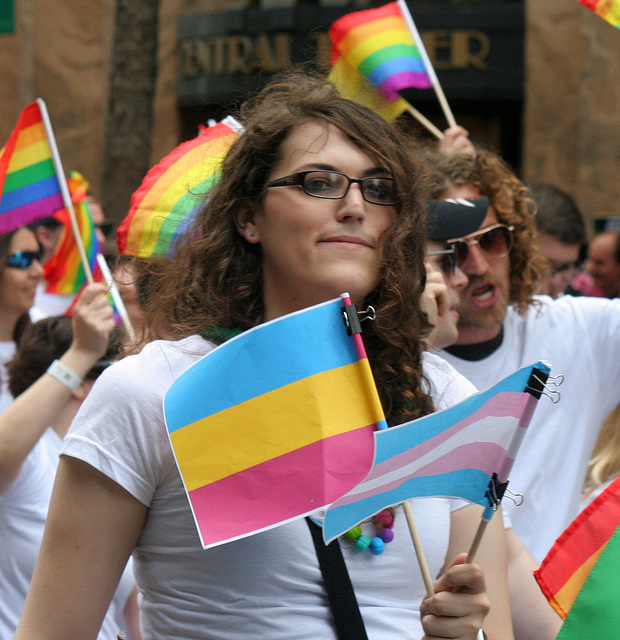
[[5, 250, 43, 270]]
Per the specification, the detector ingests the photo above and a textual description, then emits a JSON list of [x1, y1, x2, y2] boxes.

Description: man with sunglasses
[[429, 149, 620, 564]]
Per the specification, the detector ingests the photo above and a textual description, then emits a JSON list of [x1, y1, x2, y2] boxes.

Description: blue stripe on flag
[[323, 468, 490, 541], [0, 175, 61, 213], [374, 362, 547, 464], [165, 298, 356, 432], [366, 56, 427, 87]]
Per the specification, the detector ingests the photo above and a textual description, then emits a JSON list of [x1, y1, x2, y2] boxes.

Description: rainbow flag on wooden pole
[[535, 475, 620, 638], [579, 0, 620, 29], [117, 116, 243, 258], [328, 1, 455, 135], [0, 100, 65, 234]]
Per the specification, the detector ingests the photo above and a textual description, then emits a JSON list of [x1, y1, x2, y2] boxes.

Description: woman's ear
[[235, 204, 261, 244]]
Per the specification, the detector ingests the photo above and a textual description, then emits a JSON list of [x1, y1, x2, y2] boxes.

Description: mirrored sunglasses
[[447, 224, 514, 268], [5, 250, 43, 270]]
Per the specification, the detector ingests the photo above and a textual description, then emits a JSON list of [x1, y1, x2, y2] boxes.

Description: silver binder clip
[[357, 305, 376, 322], [503, 488, 524, 506], [526, 372, 562, 404]]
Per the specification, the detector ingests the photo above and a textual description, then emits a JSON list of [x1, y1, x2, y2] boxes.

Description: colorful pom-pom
[[344, 526, 362, 542], [354, 534, 371, 552], [369, 537, 385, 555], [374, 509, 394, 529], [377, 527, 394, 543]]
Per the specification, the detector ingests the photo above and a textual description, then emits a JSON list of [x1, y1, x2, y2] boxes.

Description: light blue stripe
[[165, 299, 358, 432], [323, 469, 490, 541], [374, 361, 548, 464], [0, 175, 61, 213], [367, 56, 427, 87]]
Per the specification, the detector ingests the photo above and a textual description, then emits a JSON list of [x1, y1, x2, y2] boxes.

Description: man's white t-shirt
[[440, 294, 620, 561]]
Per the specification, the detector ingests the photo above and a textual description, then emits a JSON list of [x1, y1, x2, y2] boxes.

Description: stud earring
[[250, 232, 255, 237]]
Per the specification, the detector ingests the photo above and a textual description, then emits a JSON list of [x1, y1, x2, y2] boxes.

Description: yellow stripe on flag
[[170, 361, 375, 491], [550, 544, 606, 619], [8, 138, 50, 173]]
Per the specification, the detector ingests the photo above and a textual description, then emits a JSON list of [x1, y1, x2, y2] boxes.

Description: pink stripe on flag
[[188, 424, 375, 547], [0, 193, 64, 234], [379, 71, 433, 99]]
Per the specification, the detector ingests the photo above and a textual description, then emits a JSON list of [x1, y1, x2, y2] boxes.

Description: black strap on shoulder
[[306, 517, 369, 640]]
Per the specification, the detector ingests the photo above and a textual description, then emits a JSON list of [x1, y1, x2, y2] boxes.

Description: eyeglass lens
[[5, 251, 42, 269], [303, 171, 395, 205], [451, 225, 513, 267]]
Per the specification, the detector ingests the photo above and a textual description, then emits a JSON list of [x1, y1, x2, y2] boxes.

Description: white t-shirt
[[439, 294, 620, 562], [0, 341, 16, 415], [63, 336, 476, 640], [0, 427, 135, 640], [29, 283, 75, 323]]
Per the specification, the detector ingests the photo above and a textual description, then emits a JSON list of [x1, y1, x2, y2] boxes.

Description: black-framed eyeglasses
[[447, 224, 514, 267], [426, 246, 458, 275], [5, 250, 43, 270], [265, 170, 397, 206]]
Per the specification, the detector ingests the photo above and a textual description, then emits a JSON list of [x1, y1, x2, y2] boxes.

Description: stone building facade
[[1, 0, 619, 231]]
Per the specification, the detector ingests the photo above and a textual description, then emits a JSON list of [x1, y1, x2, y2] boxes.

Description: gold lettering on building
[[178, 30, 490, 78]]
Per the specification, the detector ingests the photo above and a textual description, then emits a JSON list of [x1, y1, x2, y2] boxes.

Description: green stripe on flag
[[3, 158, 56, 193], [358, 44, 421, 76], [556, 524, 620, 639]]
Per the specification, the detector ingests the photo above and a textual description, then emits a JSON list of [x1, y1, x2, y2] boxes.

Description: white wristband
[[46, 359, 83, 391]]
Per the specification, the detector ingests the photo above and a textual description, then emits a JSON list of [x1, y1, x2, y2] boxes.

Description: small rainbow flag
[[0, 100, 64, 235], [163, 297, 378, 549], [44, 171, 99, 295], [579, 0, 620, 28], [329, 2, 432, 103], [535, 475, 620, 638], [117, 116, 243, 258], [323, 362, 549, 543]]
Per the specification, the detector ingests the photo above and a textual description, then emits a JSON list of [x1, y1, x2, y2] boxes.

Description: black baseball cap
[[426, 197, 489, 242]]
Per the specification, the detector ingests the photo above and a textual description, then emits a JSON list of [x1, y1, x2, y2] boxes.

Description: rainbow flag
[[323, 362, 550, 543], [328, 57, 409, 122], [535, 475, 620, 638], [44, 171, 99, 295], [579, 0, 620, 28], [329, 2, 432, 103], [163, 297, 379, 549], [117, 116, 243, 258], [0, 100, 64, 235]]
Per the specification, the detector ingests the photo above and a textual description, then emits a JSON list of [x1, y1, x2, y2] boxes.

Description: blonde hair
[[583, 403, 620, 496]]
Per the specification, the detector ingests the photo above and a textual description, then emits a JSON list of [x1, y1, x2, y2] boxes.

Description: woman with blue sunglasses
[[0, 227, 44, 413]]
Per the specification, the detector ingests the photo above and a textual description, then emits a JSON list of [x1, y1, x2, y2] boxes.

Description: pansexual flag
[[323, 362, 550, 543], [329, 2, 432, 103], [579, 0, 620, 28], [163, 297, 378, 549], [117, 116, 243, 258], [0, 100, 64, 235], [45, 171, 99, 295], [535, 475, 620, 639]]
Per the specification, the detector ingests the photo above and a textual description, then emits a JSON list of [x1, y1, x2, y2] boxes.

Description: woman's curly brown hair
[[143, 69, 434, 425], [428, 150, 546, 315]]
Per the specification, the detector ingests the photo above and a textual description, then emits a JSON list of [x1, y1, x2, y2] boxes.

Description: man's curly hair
[[428, 150, 546, 315]]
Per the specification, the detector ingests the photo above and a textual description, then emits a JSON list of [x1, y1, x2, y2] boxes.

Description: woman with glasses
[[17, 71, 513, 640], [0, 227, 44, 413]]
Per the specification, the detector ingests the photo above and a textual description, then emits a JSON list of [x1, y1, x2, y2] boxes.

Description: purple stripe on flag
[[379, 71, 433, 100], [0, 193, 65, 234], [187, 424, 375, 548]]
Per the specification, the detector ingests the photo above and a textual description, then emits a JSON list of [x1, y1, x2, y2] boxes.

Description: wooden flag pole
[[96, 254, 137, 342], [38, 98, 94, 285], [396, 0, 458, 129], [405, 104, 444, 140], [340, 292, 435, 598]]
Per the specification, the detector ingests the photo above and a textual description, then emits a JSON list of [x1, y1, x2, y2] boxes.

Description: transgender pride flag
[[164, 297, 379, 549], [323, 361, 550, 543]]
